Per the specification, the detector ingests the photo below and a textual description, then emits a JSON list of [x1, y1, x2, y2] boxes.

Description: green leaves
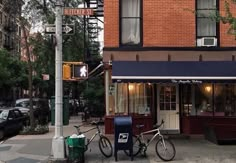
[[0, 49, 28, 88]]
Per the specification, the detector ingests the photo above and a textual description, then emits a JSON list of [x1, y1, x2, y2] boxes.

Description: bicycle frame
[[77, 125, 103, 147], [138, 127, 164, 148]]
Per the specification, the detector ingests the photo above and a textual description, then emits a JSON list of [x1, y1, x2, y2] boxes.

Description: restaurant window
[[114, 83, 153, 116], [120, 0, 141, 45], [195, 84, 213, 116], [181, 84, 236, 117], [196, 0, 217, 37], [214, 84, 236, 116]]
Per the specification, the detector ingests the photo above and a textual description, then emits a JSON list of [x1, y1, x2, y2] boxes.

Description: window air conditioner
[[201, 37, 217, 47]]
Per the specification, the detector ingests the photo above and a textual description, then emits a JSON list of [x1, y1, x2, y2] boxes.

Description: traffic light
[[73, 64, 88, 79], [62, 62, 88, 81], [63, 64, 71, 80]]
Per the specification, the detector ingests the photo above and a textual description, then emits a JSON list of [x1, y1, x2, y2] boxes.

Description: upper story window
[[120, 0, 141, 46], [197, 0, 217, 37]]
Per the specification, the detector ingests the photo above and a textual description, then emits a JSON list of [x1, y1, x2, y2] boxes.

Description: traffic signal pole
[[52, 0, 65, 159]]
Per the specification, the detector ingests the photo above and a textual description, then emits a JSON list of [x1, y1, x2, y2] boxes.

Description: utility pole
[[52, 0, 65, 159]]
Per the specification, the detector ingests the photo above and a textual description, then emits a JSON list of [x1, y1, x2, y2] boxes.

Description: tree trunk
[[21, 19, 35, 129]]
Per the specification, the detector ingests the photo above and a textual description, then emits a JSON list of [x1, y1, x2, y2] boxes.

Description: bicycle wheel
[[99, 136, 113, 157], [155, 138, 176, 161], [124, 135, 141, 157]]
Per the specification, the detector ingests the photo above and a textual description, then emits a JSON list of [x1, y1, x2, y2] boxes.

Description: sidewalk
[[0, 116, 236, 163]]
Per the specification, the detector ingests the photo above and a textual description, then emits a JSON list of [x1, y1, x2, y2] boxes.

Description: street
[[1, 116, 236, 163]]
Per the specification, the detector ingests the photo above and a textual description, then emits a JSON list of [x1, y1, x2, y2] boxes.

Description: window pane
[[197, 10, 216, 17], [121, 19, 140, 44], [121, 0, 141, 45], [197, 19, 216, 36], [160, 103, 164, 110], [171, 103, 176, 110], [115, 83, 153, 116], [197, 0, 216, 37], [195, 84, 213, 116], [214, 84, 236, 116], [197, 0, 216, 9], [122, 0, 140, 17]]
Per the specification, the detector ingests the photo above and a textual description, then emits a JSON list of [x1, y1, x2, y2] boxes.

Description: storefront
[[104, 61, 236, 135]]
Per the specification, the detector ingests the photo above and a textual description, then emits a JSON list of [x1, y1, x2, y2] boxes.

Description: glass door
[[158, 85, 180, 133]]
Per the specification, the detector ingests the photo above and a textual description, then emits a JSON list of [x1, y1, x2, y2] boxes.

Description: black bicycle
[[74, 121, 113, 158], [124, 120, 176, 161]]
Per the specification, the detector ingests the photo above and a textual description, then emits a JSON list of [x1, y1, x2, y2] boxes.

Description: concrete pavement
[[0, 116, 236, 163]]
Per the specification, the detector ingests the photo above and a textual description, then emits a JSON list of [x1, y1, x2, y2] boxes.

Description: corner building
[[102, 0, 236, 137]]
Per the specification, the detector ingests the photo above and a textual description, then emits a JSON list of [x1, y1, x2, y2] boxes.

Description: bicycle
[[124, 120, 176, 161], [73, 121, 113, 158]]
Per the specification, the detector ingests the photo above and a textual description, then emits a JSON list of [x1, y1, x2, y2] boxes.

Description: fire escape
[[2, 1, 20, 53], [85, 0, 104, 61]]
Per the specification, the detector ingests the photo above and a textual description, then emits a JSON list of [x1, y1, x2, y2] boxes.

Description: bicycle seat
[[90, 120, 104, 125], [90, 121, 99, 125], [153, 124, 161, 128], [74, 124, 83, 129], [153, 120, 164, 129], [136, 124, 145, 129]]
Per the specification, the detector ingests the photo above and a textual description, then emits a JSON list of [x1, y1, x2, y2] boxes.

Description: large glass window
[[197, 0, 217, 37], [121, 0, 141, 45], [181, 84, 236, 117], [113, 83, 153, 116]]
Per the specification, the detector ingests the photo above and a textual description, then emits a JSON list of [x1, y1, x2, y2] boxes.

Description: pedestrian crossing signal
[[62, 62, 88, 81], [73, 64, 88, 79]]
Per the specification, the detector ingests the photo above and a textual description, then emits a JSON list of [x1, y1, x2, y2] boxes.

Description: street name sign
[[45, 24, 75, 35], [63, 8, 94, 16]]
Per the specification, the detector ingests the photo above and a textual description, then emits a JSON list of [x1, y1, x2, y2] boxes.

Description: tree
[[0, 49, 28, 103], [4, 0, 104, 127]]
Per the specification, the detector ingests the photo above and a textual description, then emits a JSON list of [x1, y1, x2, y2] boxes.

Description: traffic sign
[[63, 8, 94, 16], [45, 24, 75, 35]]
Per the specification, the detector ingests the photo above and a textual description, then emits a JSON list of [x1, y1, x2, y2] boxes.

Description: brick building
[[0, 0, 23, 57], [102, 0, 236, 139]]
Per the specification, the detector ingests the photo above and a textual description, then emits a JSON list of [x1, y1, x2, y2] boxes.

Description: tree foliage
[[2, 0, 104, 119], [0, 49, 27, 90]]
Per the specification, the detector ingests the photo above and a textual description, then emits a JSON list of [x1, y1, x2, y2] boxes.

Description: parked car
[[15, 98, 50, 124], [0, 107, 29, 139]]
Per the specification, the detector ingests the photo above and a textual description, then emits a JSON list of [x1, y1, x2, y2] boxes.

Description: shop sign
[[171, 79, 202, 84]]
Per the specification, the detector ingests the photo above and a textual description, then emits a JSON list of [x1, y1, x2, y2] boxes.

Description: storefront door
[[157, 85, 180, 134]]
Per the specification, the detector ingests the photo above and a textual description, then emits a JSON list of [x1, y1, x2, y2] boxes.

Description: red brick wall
[[143, 0, 195, 47], [104, 0, 236, 48], [104, 0, 119, 47], [219, 1, 236, 47]]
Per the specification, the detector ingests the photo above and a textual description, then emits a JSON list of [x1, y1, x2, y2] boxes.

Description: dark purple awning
[[112, 61, 236, 83]]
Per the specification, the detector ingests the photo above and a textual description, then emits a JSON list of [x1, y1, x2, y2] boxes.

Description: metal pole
[[83, 1, 86, 62], [52, 0, 65, 159], [105, 70, 109, 115]]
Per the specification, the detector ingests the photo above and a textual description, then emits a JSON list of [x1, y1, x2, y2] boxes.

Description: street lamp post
[[51, 0, 65, 159]]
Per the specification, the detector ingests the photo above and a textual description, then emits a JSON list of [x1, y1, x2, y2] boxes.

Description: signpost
[[52, 5, 94, 161], [45, 24, 75, 34], [64, 8, 94, 16]]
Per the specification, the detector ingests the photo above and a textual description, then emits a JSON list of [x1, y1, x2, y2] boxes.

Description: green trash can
[[66, 136, 85, 162], [50, 96, 69, 125]]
